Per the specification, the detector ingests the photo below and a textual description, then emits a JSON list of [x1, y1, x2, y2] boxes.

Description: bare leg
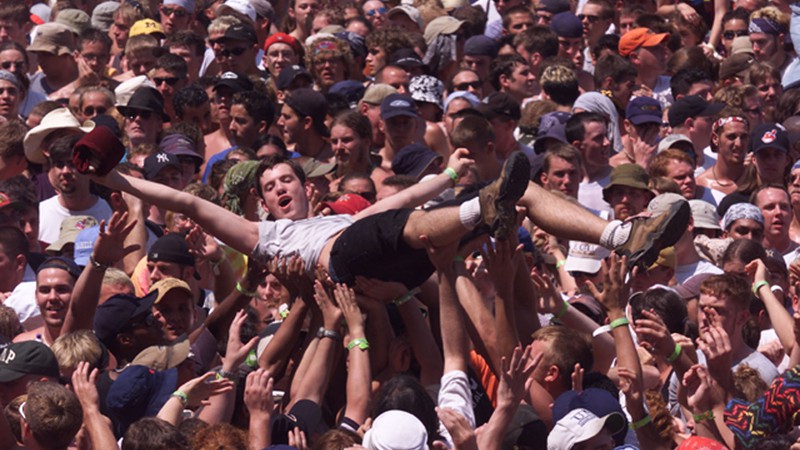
[[402, 208, 471, 249], [519, 182, 608, 244]]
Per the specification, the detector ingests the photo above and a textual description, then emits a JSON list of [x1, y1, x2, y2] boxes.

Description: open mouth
[[278, 196, 292, 208]]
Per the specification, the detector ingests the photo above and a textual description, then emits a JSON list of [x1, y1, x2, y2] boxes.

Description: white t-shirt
[[675, 259, 723, 284], [697, 146, 717, 177], [3, 265, 38, 330], [38, 196, 113, 245], [253, 215, 355, 271], [578, 174, 612, 215]]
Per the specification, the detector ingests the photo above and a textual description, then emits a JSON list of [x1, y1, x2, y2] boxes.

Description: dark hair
[[630, 288, 688, 335], [172, 85, 209, 119], [77, 27, 112, 53], [722, 7, 751, 27], [594, 54, 636, 88], [123, 417, 189, 450], [232, 91, 275, 130], [254, 154, 307, 200], [331, 110, 372, 141], [165, 30, 205, 57], [339, 172, 375, 194], [451, 114, 494, 149], [565, 111, 607, 144], [25, 382, 83, 449], [721, 238, 767, 269], [452, 5, 488, 37], [209, 159, 238, 192], [253, 134, 289, 157], [155, 53, 188, 79], [670, 68, 713, 98], [591, 34, 621, 60], [513, 25, 558, 57], [489, 54, 527, 92], [47, 134, 82, 162], [749, 183, 790, 207], [372, 375, 440, 445], [0, 226, 28, 261]]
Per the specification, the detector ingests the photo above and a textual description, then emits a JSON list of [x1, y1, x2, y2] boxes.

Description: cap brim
[[24, 124, 95, 164], [118, 105, 170, 122], [628, 115, 662, 126], [0, 368, 25, 383], [699, 102, 726, 117], [641, 32, 669, 47], [382, 110, 419, 120], [564, 256, 602, 274]]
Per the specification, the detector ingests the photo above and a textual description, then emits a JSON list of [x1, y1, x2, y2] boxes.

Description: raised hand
[[288, 427, 308, 450], [634, 309, 677, 360], [586, 253, 631, 314], [496, 345, 537, 409], [314, 279, 343, 330], [223, 309, 260, 372], [436, 407, 478, 450], [530, 269, 562, 315], [334, 283, 364, 333], [447, 147, 476, 179], [244, 368, 275, 419], [682, 364, 713, 413], [186, 225, 223, 264], [92, 211, 140, 266], [176, 372, 235, 408], [71, 361, 101, 409]]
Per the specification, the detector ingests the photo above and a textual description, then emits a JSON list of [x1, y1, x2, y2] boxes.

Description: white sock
[[600, 220, 632, 248], [459, 197, 482, 229]]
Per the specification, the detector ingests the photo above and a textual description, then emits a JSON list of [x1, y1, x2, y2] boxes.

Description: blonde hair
[[540, 65, 576, 86], [125, 34, 159, 59], [750, 6, 789, 30], [208, 15, 241, 37], [103, 268, 134, 292], [51, 330, 104, 375]]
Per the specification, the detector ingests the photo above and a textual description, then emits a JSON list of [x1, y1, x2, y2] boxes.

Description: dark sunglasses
[[49, 159, 75, 170], [126, 313, 157, 330], [578, 14, 601, 24], [366, 7, 388, 16], [723, 30, 748, 40], [160, 6, 188, 17], [82, 106, 107, 116], [219, 47, 248, 58], [154, 76, 180, 86], [454, 80, 482, 90], [0, 61, 23, 70], [126, 109, 153, 120]]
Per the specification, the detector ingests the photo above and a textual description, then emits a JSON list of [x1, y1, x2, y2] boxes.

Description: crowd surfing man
[[1, 1, 800, 449]]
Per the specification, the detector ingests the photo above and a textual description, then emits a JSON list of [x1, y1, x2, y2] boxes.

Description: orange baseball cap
[[618, 27, 669, 57]]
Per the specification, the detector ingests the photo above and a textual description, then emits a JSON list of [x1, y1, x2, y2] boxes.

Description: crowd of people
[[1, 0, 800, 449]]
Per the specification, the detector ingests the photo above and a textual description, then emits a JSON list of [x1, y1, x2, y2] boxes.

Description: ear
[[543, 364, 560, 385], [710, 130, 720, 148], [623, 118, 635, 136], [602, 76, 614, 90], [257, 120, 268, 134], [539, 170, 549, 185], [530, 52, 542, 68], [302, 116, 313, 131], [14, 254, 26, 274], [498, 73, 511, 89]]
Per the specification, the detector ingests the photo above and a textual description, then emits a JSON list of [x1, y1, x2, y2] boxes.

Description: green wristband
[[171, 390, 188, 407], [347, 337, 370, 351], [693, 410, 715, 422], [609, 317, 629, 330], [555, 260, 566, 269], [666, 343, 682, 363], [444, 167, 459, 184], [629, 415, 652, 430], [752, 280, 769, 296], [555, 301, 569, 319]]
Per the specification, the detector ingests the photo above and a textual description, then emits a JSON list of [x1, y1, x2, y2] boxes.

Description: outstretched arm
[[93, 170, 260, 255]]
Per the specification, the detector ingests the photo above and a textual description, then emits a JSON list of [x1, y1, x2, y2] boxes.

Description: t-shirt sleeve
[[469, 350, 498, 408]]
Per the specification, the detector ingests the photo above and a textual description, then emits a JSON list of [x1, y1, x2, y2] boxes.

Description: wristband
[[629, 415, 652, 430], [393, 287, 420, 307], [555, 260, 566, 269], [609, 317, 629, 330], [555, 301, 569, 319], [89, 255, 109, 271], [245, 349, 258, 368], [171, 390, 188, 407], [666, 343, 682, 363], [216, 369, 236, 381], [347, 337, 370, 351], [693, 410, 715, 422], [316, 327, 341, 340], [444, 167, 459, 184], [752, 280, 769, 296], [236, 282, 256, 297], [278, 303, 290, 319], [592, 325, 612, 337]]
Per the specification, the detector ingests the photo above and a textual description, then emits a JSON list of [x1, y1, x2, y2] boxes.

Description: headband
[[749, 17, 786, 35], [712, 116, 749, 135]]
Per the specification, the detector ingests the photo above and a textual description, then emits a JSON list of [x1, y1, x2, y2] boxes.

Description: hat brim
[[640, 32, 670, 48], [382, 110, 419, 120], [24, 124, 95, 164], [628, 115, 662, 126], [699, 102, 726, 117], [0, 368, 25, 383], [117, 105, 170, 123]]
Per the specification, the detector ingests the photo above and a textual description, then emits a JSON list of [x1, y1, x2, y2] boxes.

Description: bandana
[[313, 40, 338, 55], [749, 17, 786, 35], [793, 159, 800, 171], [573, 91, 623, 153], [221, 160, 260, 216], [721, 202, 764, 231], [712, 116, 749, 135]]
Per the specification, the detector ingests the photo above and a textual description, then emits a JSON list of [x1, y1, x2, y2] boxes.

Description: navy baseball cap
[[214, 71, 253, 93], [329, 80, 366, 109], [390, 48, 426, 69], [285, 88, 329, 136], [93, 292, 157, 348], [626, 96, 662, 125], [534, 111, 571, 153], [143, 151, 181, 181], [551, 12, 582, 38], [392, 143, 443, 179], [668, 95, 725, 127], [276, 65, 313, 91], [751, 122, 790, 154], [464, 35, 497, 58], [381, 93, 419, 120], [552, 388, 628, 444]]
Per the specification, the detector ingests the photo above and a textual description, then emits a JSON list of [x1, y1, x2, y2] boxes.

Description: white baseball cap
[[547, 408, 626, 450]]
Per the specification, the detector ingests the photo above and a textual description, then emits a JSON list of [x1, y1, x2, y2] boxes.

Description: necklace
[[712, 165, 733, 187]]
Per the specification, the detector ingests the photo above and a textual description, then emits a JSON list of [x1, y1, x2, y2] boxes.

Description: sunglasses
[[366, 7, 388, 16], [0, 61, 23, 71], [50, 159, 75, 170], [125, 109, 153, 120], [219, 47, 248, 58], [578, 14, 601, 24], [82, 106, 107, 116], [160, 6, 188, 18], [723, 30, 748, 40], [127, 313, 158, 330], [154, 76, 180, 86], [454, 80, 482, 90]]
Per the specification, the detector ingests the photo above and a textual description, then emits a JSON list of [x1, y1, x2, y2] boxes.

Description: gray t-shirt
[[253, 215, 355, 270]]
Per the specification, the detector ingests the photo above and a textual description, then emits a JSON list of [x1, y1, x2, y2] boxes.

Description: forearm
[[291, 337, 339, 405], [454, 266, 499, 374], [707, 0, 727, 49], [249, 415, 271, 450], [513, 260, 540, 343], [62, 265, 105, 334], [288, 314, 320, 401], [476, 403, 517, 450], [156, 396, 185, 426], [121, 199, 147, 275], [361, 298, 393, 375], [211, 258, 236, 302], [344, 327, 371, 425], [757, 286, 795, 353], [440, 269, 469, 374], [258, 300, 308, 376], [561, 307, 615, 373], [82, 408, 118, 450], [494, 286, 519, 367], [397, 299, 443, 385], [356, 172, 453, 220]]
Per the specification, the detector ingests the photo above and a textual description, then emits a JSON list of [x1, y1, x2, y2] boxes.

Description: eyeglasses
[[50, 159, 75, 170], [578, 14, 601, 24], [0, 61, 23, 71], [125, 109, 153, 120], [366, 7, 388, 16], [153, 76, 180, 86], [81, 53, 109, 62], [219, 47, 248, 58], [723, 30, 748, 40], [82, 106, 107, 116], [454, 80, 482, 90], [160, 6, 188, 18], [127, 313, 157, 330], [661, 121, 670, 128]]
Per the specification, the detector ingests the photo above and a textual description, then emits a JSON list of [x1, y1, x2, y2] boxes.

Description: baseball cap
[[93, 292, 158, 348], [409, 75, 444, 110], [321, 193, 372, 215], [476, 92, 521, 121], [91, 2, 119, 31], [362, 410, 428, 450], [626, 96, 662, 125], [143, 152, 182, 181], [117, 87, 170, 122], [548, 408, 626, 450], [657, 133, 694, 155], [537, 0, 571, 13], [551, 388, 628, 443], [668, 95, 725, 128], [106, 365, 179, 430], [73, 225, 99, 266], [551, 12, 582, 39], [564, 241, 610, 274], [300, 158, 336, 178], [223, 22, 257, 44], [618, 28, 669, 57], [389, 48, 426, 70], [28, 23, 75, 55], [329, 80, 366, 109], [677, 436, 729, 450], [271, 400, 323, 444], [56, 8, 90, 35], [129, 19, 166, 39], [276, 65, 313, 91], [164, 0, 195, 13], [30, 4, 51, 26], [603, 164, 650, 197], [131, 339, 191, 371], [362, 84, 398, 106], [719, 53, 755, 80], [648, 193, 689, 216], [214, 71, 254, 93], [533, 111, 570, 154], [464, 35, 497, 58], [380, 93, 419, 120], [159, 134, 204, 166], [264, 33, 302, 54], [750, 122, 790, 154], [689, 199, 721, 231], [150, 278, 193, 305], [37, 256, 82, 280], [392, 143, 443, 179], [285, 88, 329, 136], [217, 0, 257, 21], [46, 215, 98, 253], [0, 341, 59, 382], [423, 16, 464, 46], [387, 5, 423, 30], [148, 233, 195, 267]]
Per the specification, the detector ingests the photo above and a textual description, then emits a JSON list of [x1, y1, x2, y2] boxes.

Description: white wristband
[[592, 325, 612, 337]]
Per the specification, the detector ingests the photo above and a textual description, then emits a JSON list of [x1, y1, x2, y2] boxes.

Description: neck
[[716, 159, 745, 182], [766, 234, 794, 254], [584, 165, 611, 182], [58, 191, 95, 211], [299, 135, 332, 161], [676, 235, 700, 265], [477, 157, 502, 181], [637, 72, 658, 90]]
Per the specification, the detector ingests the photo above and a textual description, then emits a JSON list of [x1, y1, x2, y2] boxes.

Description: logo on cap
[[390, 99, 410, 107], [221, 72, 238, 79], [157, 153, 169, 163], [0, 347, 14, 364], [75, 219, 90, 230], [762, 129, 777, 144]]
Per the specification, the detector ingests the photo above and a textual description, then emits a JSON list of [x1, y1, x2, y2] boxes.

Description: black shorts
[[329, 208, 434, 289]]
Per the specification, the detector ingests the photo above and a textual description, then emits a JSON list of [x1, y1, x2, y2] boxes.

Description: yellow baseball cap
[[129, 19, 165, 39]]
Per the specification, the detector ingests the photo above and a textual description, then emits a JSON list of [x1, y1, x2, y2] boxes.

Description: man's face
[[756, 187, 792, 243], [278, 104, 304, 145], [579, 4, 610, 43], [698, 293, 743, 340], [540, 156, 580, 198], [79, 91, 112, 122], [110, 16, 131, 48], [152, 68, 185, 103], [365, 47, 386, 77], [259, 163, 309, 220], [664, 159, 697, 200], [48, 154, 87, 195], [495, 0, 523, 15], [331, 124, 369, 170], [790, 168, 800, 207], [380, 67, 410, 94], [611, 77, 637, 108], [577, 121, 610, 173], [218, 39, 256, 73], [264, 43, 299, 78], [213, 86, 236, 123], [78, 40, 110, 75], [0, 79, 18, 119], [389, 13, 419, 32], [291, 0, 321, 30], [363, 0, 388, 28], [750, 32, 779, 63], [147, 260, 188, 285], [725, 218, 764, 242], [756, 76, 782, 109], [506, 12, 534, 35], [229, 103, 262, 148], [0, 20, 24, 45], [713, 121, 749, 167], [632, 44, 666, 75], [754, 148, 788, 184], [619, 14, 637, 36], [314, 53, 346, 88], [36, 53, 72, 78], [0, 247, 21, 292], [690, 116, 713, 149], [0, 49, 25, 77], [341, 177, 377, 203], [558, 37, 584, 68], [152, 166, 184, 191], [535, 9, 554, 25], [606, 185, 650, 221], [153, 291, 194, 341], [382, 115, 418, 149], [462, 55, 491, 82], [169, 46, 201, 80], [124, 108, 163, 145], [159, 4, 192, 35], [452, 70, 483, 98], [127, 52, 157, 76], [722, 19, 749, 56], [504, 63, 535, 99], [36, 268, 74, 329], [686, 81, 714, 101], [181, 103, 212, 134]]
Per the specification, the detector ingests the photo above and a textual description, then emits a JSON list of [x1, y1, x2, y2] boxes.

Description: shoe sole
[[491, 152, 531, 238], [624, 201, 691, 270]]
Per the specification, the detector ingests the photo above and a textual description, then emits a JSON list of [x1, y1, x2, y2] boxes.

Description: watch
[[316, 327, 341, 340]]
